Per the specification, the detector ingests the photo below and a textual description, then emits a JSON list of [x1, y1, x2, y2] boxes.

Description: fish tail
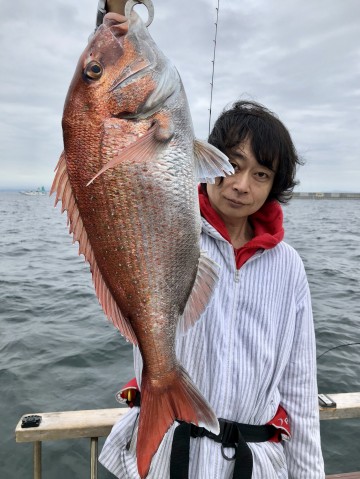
[[136, 365, 219, 478]]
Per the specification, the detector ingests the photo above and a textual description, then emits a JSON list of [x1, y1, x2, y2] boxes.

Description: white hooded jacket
[[100, 200, 325, 479]]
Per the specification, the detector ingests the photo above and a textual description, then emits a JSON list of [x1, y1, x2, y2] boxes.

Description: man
[[97, 2, 325, 478]]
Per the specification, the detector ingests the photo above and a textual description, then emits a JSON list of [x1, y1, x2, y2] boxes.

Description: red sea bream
[[51, 11, 233, 478]]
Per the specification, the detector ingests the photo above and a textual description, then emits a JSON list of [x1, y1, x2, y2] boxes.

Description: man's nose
[[232, 171, 250, 193]]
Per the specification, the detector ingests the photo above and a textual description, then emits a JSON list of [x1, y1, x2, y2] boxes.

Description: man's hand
[[106, 0, 127, 15]]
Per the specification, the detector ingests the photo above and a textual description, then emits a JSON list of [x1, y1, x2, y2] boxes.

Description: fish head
[[63, 12, 180, 127]]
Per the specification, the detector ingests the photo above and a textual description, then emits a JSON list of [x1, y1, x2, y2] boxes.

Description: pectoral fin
[[87, 114, 174, 186], [88, 125, 156, 185], [194, 139, 234, 183]]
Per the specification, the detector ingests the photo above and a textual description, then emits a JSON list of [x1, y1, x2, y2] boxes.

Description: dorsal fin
[[50, 152, 138, 345]]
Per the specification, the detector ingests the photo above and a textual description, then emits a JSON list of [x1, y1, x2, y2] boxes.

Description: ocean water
[[0, 192, 359, 478]]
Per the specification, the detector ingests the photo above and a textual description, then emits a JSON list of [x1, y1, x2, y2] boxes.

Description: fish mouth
[[104, 12, 128, 23], [102, 13, 130, 44]]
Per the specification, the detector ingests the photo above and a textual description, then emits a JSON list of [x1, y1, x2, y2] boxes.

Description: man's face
[[207, 137, 276, 225]]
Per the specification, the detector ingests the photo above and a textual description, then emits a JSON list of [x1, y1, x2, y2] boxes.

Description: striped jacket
[[100, 212, 325, 478]]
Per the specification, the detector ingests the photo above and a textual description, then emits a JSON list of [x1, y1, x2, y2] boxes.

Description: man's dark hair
[[205, 100, 303, 204]]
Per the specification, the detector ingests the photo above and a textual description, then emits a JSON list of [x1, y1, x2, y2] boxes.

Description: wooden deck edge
[[326, 474, 360, 479], [16, 408, 128, 443], [319, 392, 360, 420], [15, 392, 360, 443]]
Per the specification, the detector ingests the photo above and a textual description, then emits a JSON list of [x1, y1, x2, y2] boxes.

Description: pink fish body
[[51, 12, 233, 478]]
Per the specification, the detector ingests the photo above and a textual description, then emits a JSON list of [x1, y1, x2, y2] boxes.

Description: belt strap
[[170, 419, 276, 479], [117, 385, 280, 478]]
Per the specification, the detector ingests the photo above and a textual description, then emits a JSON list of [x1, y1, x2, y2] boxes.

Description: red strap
[[121, 377, 139, 391], [266, 405, 291, 442], [116, 378, 291, 444], [115, 377, 140, 407]]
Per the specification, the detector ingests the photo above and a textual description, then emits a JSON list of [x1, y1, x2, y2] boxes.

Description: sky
[[1, 0, 359, 192]]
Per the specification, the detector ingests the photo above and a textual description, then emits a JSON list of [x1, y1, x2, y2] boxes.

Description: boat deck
[[327, 474, 360, 479], [15, 392, 360, 479]]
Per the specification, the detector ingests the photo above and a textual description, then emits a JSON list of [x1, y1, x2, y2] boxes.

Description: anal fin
[[177, 251, 219, 335]]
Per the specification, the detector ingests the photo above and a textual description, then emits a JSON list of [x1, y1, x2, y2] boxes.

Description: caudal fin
[[136, 365, 219, 478]]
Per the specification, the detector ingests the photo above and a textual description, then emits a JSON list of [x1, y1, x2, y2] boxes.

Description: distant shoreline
[[292, 192, 360, 200], [0, 190, 359, 200]]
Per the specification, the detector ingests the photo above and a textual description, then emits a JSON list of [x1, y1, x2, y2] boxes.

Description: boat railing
[[15, 392, 360, 479]]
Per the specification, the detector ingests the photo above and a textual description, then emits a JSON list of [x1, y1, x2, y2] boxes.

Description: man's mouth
[[224, 197, 249, 206]]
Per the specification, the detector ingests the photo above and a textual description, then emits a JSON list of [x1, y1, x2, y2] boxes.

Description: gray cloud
[[0, 0, 359, 191]]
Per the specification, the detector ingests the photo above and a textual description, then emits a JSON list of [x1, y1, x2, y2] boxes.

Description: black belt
[[123, 390, 277, 478], [170, 419, 277, 479]]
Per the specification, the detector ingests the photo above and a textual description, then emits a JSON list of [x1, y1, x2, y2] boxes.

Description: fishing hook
[[125, 0, 155, 27]]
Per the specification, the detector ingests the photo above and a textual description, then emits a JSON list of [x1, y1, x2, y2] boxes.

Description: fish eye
[[84, 61, 103, 80]]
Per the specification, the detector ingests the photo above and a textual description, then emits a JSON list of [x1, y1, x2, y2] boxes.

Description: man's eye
[[230, 162, 240, 171], [256, 172, 269, 179]]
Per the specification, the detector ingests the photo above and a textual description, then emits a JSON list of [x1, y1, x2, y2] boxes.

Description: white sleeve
[[279, 284, 325, 479]]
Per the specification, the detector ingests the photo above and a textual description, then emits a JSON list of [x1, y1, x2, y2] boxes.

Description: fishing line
[[205, 1, 358, 368], [317, 342, 360, 360], [208, 0, 220, 137]]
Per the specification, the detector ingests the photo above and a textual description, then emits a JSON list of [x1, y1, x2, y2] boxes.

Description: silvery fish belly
[[51, 11, 233, 479]]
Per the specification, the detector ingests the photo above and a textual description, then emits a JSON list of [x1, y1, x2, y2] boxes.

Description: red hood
[[199, 187, 284, 269]]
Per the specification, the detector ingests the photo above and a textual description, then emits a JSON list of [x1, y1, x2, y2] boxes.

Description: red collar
[[199, 187, 284, 269]]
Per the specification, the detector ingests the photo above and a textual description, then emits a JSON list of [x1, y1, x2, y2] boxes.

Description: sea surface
[[0, 192, 359, 478]]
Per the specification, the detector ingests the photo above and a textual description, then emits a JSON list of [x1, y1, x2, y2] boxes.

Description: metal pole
[[33, 442, 42, 479], [90, 437, 98, 479]]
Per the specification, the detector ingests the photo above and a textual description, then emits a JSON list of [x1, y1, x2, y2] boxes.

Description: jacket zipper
[[233, 249, 264, 282]]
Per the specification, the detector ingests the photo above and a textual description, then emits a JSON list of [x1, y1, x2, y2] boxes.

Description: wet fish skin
[[52, 12, 233, 478]]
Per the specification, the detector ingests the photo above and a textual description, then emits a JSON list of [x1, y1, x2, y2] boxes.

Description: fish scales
[[52, 10, 233, 478]]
